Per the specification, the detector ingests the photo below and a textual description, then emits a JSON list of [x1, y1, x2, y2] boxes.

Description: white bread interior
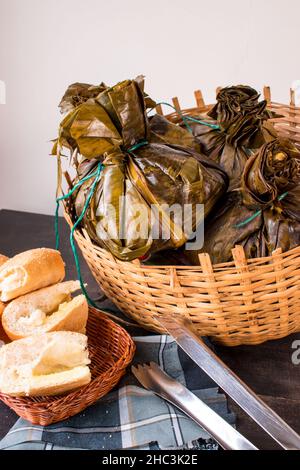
[[0, 331, 91, 396], [0, 248, 65, 302], [2, 280, 88, 340]]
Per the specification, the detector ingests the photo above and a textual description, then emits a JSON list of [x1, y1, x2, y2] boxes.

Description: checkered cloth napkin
[[0, 335, 235, 450]]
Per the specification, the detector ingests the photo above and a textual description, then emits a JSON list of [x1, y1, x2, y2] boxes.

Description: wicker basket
[[0, 308, 135, 425], [65, 86, 300, 347]]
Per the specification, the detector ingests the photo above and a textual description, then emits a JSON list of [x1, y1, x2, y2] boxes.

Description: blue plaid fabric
[[0, 335, 235, 450]]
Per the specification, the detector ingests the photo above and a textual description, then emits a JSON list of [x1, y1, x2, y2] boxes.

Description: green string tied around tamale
[[235, 192, 289, 229], [126, 139, 149, 153], [148, 102, 220, 132], [55, 162, 104, 307]]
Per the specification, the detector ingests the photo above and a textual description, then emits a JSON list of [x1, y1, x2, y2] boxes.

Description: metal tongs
[[133, 315, 300, 450], [132, 362, 257, 450]]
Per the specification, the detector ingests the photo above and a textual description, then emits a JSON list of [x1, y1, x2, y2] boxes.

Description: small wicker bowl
[[0, 308, 135, 426]]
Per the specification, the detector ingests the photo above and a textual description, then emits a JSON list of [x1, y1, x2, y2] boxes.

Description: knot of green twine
[[184, 114, 220, 130], [55, 162, 104, 307], [235, 191, 289, 229], [149, 101, 220, 132], [127, 139, 149, 152]]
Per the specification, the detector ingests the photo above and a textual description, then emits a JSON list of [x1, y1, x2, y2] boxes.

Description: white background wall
[[1, 0, 300, 215]]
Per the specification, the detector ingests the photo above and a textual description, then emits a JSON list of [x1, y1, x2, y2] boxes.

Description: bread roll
[[2, 280, 88, 340], [0, 248, 65, 301], [0, 254, 8, 268], [0, 302, 5, 318], [0, 254, 9, 317], [0, 331, 91, 396]]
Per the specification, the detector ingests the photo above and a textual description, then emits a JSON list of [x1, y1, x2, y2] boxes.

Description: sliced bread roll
[[0, 248, 65, 301], [2, 280, 88, 340], [0, 331, 91, 396], [0, 254, 8, 267], [0, 303, 5, 318]]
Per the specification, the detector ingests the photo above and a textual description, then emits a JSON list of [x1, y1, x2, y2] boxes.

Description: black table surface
[[0, 208, 299, 450]]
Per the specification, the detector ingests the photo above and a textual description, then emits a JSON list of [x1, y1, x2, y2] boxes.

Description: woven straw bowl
[[66, 87, 300, 347], [0, 308, 135, 425]]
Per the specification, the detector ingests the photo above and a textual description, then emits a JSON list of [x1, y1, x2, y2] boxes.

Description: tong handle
[[132, 363, 257, 450]]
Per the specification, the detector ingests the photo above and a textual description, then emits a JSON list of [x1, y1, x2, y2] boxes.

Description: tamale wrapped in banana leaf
[[186, 85, 278, 190], [70, 78, 228, 261], [187, 139, 300, 264]]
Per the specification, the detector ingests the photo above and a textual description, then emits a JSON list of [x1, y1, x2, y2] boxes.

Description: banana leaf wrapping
[[186, 139, 300, 264], [149, 114, 201, 151], [185, 85, 277, 190], [53, 75, 156, 159], [58, 82, 108, 114], [70, 79, 228, 261]]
